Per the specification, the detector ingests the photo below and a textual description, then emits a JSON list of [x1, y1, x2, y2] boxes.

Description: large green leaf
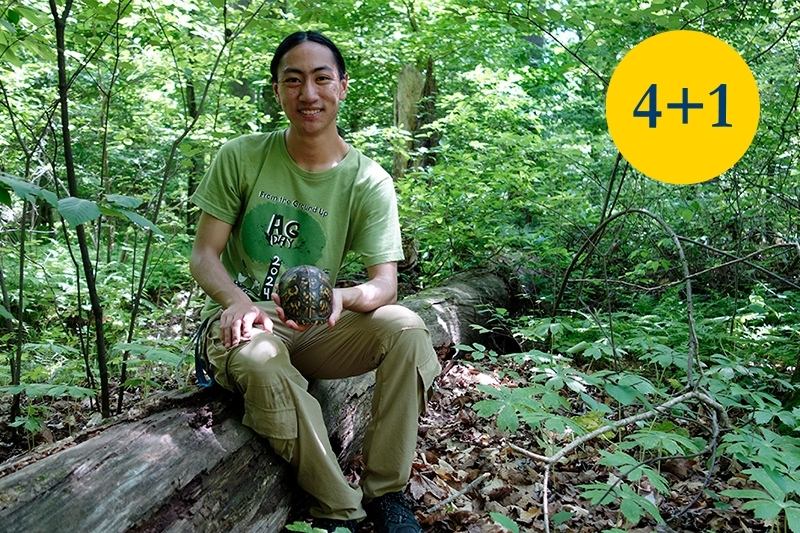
[[100, 207, 164, 236], [0, 172, 37, 201], [106, 194, 143, 209], [119, 209, 165, 236], [0, 172, 57, 206], [58, 197, 101, 226], [0, 304, 12, 321]]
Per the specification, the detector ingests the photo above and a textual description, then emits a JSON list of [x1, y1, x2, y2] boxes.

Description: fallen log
[[401, 269, 510, 348], [0, 270, 512, 532]]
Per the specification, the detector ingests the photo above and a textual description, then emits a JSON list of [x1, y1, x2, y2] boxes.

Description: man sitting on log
[[189, 30, 441, 533]]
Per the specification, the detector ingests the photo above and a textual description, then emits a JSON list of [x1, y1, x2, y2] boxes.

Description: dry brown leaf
[[409, 470, 448, 500]]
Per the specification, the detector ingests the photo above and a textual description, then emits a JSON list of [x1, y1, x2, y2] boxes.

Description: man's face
[[272, 41, 348, 137]]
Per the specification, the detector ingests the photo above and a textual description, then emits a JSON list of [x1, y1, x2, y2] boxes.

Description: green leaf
[[741, 499, 783, 521], [15, 5, 46, 26], [598, 450, 637, 468], [0, 171, 45, 203], [567, 340, 591, 354], [65, 386, 96, 399], [58, 197, 101, 226], [24, 417, 43, 432], [0, 303, 13, 321], [721, 489, 774, 500], [24, 384, 52, 397], [605, 384, 639, 405], [2, 45, 22, 67], [144, 348, 181, 365], [106, 194, 143, 209], [1, 384, 26, 395], [747, 466, 789, 502], [551, 510, 573, 524], [473, 399, 505, 418], [118, 209, 165, 236], [619, 497, 646, 524], [489, 512, 519, 533], [754, 410, 773, 425], [619, 485, 664, 523], [496, 404, 520, 433], [578, 483, 618, 505], [787, 506, 800, 533]]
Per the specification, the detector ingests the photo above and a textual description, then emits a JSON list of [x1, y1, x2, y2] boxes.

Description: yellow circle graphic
[[606, 30, 760, 185]]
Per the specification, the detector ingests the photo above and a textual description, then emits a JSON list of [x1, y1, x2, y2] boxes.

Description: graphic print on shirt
[[241, 199, 327, 299]]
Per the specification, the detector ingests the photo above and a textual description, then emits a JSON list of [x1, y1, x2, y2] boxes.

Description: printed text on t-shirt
[[259, 191, 329, 217]]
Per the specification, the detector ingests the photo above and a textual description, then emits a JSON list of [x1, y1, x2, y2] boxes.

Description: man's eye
[[317, 76, 333, 84], [283, 78, 301, 86]]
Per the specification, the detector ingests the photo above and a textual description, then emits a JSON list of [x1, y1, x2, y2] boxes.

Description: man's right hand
[[219, 301, 273, 348], [191, 212, 275, 349]]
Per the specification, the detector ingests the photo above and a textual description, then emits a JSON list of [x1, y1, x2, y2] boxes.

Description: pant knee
[[226, 333, 294, 383], [375, 304, 428, 331]]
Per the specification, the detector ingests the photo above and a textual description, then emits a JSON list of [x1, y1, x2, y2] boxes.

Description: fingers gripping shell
[[278, 265, 333, 325]]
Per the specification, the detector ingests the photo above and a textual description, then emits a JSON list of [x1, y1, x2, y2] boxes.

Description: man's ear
[[339, 73, 349, 101], [272, 82, 280, 103]]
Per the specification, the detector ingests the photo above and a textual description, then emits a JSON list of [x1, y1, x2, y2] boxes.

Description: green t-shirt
[[191, 131, 403, 319]]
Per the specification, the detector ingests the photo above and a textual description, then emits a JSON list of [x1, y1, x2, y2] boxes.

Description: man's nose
[[299, 79, 318, 100]]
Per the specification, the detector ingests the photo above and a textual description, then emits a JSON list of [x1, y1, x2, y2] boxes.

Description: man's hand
[[219, 300, 273, 348]]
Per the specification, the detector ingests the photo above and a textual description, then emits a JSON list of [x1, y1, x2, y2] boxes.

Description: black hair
[[270, 31, 347, 84]]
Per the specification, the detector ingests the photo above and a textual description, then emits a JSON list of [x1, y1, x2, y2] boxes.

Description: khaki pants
[[203, 303, 441, 520]]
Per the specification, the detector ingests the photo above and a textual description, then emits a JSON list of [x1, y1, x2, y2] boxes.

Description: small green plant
[[721, 466, 800, 533], [618, 421, 704, 459], [285, 521, 345, 533], [113, 342, 183, 398], [2, 382, 96, 447], [8, 404, 50, 449], [578, 450, 672, 528], [579, 479, 665, 527], [455, 342, 499, 366]]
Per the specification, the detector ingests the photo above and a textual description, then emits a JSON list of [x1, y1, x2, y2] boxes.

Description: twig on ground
[[425, 472, 491, 514]]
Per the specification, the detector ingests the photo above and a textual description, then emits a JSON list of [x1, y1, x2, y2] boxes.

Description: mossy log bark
[[0, 270, 510, 533]]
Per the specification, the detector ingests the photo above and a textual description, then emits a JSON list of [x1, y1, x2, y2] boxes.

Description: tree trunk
[[392, 64, 425, 180], [0, 270, 512, 532]]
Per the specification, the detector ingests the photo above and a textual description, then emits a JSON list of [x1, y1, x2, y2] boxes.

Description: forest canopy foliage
[[1, 0, 799, 531]]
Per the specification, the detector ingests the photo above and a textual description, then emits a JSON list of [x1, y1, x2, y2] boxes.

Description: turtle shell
[[277, 265, 333, 326]]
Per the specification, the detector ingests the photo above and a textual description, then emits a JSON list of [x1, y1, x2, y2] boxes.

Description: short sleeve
[[350, 166, 404, 268]]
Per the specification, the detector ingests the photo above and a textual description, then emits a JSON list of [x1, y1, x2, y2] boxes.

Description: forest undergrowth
[[285, 283, 800, 533], [3, 278, 800, 533]]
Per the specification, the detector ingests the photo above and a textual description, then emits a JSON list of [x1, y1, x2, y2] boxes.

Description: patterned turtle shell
[[277, 265, 334, 326]]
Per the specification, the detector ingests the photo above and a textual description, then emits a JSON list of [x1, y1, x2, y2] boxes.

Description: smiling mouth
[[300, 109, 322, 115]]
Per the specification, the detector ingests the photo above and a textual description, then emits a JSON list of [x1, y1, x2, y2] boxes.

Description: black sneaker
[[368, 491, 422, 533], [313, 518, 359, 533]]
